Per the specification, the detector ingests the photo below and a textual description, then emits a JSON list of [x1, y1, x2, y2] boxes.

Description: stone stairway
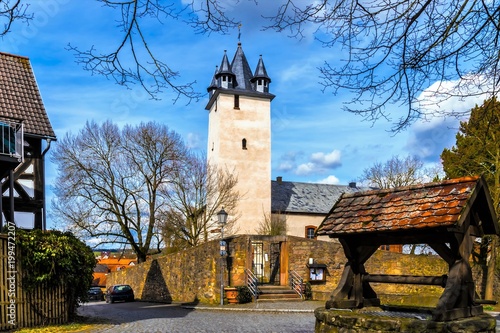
[[257, 285, 302, 302]]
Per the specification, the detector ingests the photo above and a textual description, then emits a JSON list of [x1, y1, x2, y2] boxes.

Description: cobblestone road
[[77, 301, 317, 333], [78, 300, 500, 333]]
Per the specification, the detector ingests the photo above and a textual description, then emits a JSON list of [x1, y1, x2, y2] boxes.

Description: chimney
[[276, 176, 282, 184], [349, 182, 356, 188]]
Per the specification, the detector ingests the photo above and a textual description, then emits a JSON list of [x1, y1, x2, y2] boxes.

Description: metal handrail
[[244, 268, 259, 299], [289, 270, 304, 299]]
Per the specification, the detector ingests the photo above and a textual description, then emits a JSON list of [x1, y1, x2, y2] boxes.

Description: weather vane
[[238, 23, 242, 41]]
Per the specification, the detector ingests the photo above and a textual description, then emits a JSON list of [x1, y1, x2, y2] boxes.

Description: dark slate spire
[[218, 50, 233, 76], [230, 42, 254, 91], [206, 43, 275, 110], [207, 66, 219, 96], [215, 50, 235, 89], [251, 55, 271, 93]]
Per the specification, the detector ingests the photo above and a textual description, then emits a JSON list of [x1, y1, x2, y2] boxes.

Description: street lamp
[[217, 208, 228, 306]]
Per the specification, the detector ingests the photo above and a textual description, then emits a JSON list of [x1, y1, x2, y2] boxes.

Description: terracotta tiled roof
[[317, 176, 499, 237], [0, 52, 56, 139]]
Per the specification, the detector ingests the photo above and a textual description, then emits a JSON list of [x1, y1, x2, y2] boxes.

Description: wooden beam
[[428, 243, 455, 266], [363, 274, 447, 286]]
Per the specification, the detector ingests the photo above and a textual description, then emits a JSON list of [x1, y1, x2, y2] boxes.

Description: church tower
[[206, 43, 274, 234]]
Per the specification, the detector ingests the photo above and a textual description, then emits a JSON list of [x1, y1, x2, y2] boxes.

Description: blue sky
[[1, 1, 488, 229]]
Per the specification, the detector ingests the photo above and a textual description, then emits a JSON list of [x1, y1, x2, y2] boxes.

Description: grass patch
[[13, 316, 111, 333]]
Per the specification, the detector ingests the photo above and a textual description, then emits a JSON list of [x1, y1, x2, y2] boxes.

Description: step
[[256, 285, 302, 302], [257, 297, 303, 302], [258, 293, 301, 300]]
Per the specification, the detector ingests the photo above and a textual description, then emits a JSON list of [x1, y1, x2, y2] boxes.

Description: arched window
[[305, 226, 317, 239], [242, 138, 247, 150]]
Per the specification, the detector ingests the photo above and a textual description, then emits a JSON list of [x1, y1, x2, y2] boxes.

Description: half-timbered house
[[0, 52, 56, 230]]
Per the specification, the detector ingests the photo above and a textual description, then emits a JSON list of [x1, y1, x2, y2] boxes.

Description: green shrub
[[16, 229, 97, 319], [304, 282, 313, 300], [237, 286, 253, 304]]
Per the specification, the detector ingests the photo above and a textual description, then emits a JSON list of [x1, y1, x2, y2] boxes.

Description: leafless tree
[[265, 0, 500, 131], [257, 212, 287, 236], [359, 155, 426, 189], [360, 154, 433, 255], [160, 154, 240, 250], [51, 120, 188, 263]]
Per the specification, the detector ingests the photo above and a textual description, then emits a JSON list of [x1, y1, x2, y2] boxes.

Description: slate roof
[[317, 176, 499, 237], [206, 43, 274, 109], [230, 43, 254, 91], [0, 52, 56, 139], [252, 56, 271, 82], [271, 180, 371, 214]]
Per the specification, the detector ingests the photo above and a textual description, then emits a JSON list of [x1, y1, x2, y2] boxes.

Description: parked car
[[105, 284, 134, 303], [88, 286, 104, 301]]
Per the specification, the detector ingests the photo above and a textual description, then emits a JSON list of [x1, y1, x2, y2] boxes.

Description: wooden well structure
[[316, 176, 499, 321]]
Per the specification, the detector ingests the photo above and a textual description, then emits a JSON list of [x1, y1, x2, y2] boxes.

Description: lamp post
[[217, 208, 228, 306]]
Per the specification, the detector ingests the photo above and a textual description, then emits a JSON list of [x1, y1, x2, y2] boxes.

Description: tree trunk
[[484, 236, 497, 300]]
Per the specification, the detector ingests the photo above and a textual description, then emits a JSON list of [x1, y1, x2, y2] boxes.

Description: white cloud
[[278, 161, 295, 172], [296, 162, 316, 175], [317, 175, 340, 184], [294, 149, 342, 175], [405, 76, 491, 163], [311, 149, 342, 168]]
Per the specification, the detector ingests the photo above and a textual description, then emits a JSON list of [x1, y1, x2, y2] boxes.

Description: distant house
[[271, 178, 372, 240], [93, 256, 137, 287], [0, 52, 56, 230]]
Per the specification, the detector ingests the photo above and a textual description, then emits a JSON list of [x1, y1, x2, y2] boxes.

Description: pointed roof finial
[[238, 23, 242, 42]]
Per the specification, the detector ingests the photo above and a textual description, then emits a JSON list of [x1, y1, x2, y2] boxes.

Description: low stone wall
[[107, 235, 498, 305], [285, 236, 345, 299], [107, 238, 222, 304], [314, 308, 497, 333]]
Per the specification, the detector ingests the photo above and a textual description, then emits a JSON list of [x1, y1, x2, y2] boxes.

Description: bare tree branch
[[0, 0, 32, 37], [184, 0, 242, 34], [66, 0, 204, 102], [265, 0, 500, 132], [160, 153, 240, 250]]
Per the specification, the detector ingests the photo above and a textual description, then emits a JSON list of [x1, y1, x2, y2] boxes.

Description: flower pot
[[224, 287, 239, 304]]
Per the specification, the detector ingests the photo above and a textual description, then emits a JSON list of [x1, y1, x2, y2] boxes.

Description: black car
[[105, 284, 134, 303], [88, 287, 104, 301]]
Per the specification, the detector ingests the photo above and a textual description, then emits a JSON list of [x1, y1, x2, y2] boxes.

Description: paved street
[[77, 301, 318, 333], [78, 300, 500, 333]]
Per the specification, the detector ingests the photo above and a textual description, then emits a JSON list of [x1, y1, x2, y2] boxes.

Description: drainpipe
[[41, 138, 52, 231]]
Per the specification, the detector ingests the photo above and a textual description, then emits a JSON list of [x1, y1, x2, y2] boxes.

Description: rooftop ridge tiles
[[0, 51, 30, 60], [339, 176, 480, 199]]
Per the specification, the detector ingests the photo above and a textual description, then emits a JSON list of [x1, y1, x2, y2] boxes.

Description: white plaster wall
[[207, 92, 272, 234]]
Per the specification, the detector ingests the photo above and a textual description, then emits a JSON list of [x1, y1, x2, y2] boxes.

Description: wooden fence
[[0, 234, 69, 330]]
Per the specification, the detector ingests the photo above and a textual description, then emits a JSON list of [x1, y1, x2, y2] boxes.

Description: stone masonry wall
[[107, 235, 252, 304], [107, 235, 498, 305], [108, 238, 221, 304]]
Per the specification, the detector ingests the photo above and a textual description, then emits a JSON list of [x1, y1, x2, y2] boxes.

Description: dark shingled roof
[[230, 43, 254, 91], [317, 176, 499, 237], [205, 43, 275, 109], [271, 180, 371, 214], [0, 52, 56, 139]]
